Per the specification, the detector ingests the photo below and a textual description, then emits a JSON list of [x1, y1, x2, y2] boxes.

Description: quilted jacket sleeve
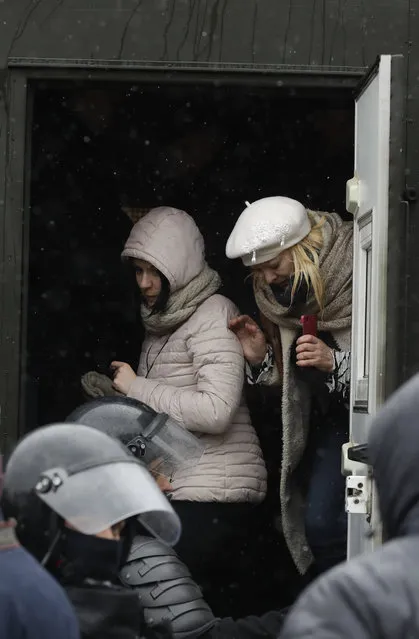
[[127, 300, 245, 435]]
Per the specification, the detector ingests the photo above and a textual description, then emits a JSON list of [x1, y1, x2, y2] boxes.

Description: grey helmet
[[1, 423, 181, 560]]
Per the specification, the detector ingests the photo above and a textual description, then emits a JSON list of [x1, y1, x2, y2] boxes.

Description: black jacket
[[280, 372, 419, 638], [210, 610, 288, 639], [66, 583, 174, 639]]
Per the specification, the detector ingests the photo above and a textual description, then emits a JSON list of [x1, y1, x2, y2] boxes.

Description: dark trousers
[[171, 500, 255, 615], [303, 417, 348, 574]]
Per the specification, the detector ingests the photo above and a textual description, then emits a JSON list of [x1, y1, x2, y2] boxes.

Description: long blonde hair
[[290, 213, 325, 311]]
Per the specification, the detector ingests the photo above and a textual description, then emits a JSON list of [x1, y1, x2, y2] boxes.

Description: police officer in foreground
[[0, 506, 80, 639], [280, 372, 419, 638], [67, 397, 289, 639], [1, 423, 183, 639]]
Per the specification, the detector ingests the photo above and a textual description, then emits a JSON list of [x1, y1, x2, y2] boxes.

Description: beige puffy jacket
[[124, 207, 267, 503]]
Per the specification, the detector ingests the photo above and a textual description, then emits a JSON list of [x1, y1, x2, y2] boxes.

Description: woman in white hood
[[110, 206, 267, 604], [226, 196, 352, 579]]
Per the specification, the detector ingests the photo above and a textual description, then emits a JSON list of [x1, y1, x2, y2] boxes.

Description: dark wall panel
[[0, 0, 410, 69]]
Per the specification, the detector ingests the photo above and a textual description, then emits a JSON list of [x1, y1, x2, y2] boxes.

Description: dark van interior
[[26, 80, 354, 614]]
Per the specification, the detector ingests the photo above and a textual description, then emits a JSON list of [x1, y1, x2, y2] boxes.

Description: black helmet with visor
[[66, 396, 205, 479]]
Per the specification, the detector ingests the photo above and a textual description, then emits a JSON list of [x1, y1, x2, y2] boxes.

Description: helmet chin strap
[[41, 511, 63, 567], [41, 529, 62, 566]]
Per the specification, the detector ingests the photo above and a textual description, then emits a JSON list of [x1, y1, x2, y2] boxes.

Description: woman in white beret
[[226, 196, 353, 578]]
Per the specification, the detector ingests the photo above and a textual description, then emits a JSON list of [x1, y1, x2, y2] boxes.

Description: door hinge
[[346, 175, 360, 215], [342, 442, 369, 475], [347, 443, 369, 465]]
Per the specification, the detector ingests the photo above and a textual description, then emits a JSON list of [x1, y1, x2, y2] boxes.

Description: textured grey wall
[[0, 0, 410, 69]]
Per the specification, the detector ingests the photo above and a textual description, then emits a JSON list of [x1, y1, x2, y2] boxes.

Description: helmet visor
[[130, 415, 205, 477], [35, 460, 181, 545]]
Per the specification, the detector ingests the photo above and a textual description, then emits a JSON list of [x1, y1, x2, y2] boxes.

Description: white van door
[[344, 54, 405, 559]]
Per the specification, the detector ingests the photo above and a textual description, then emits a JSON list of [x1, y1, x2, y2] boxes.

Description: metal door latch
[[342, 442, 372, 515], [345, 475, 372, 514]]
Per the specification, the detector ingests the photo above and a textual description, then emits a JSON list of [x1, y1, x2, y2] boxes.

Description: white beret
[[226, 196, 311, 266]]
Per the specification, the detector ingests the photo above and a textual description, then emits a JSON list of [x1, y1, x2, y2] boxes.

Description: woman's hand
[[229, 315, 268, 366], [111, 361, 137, 395], [295, 335, 334, 373]]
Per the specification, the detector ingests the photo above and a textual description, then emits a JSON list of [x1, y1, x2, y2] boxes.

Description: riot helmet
[[1, 423, 181, 563], [66, 396, 205, 478]]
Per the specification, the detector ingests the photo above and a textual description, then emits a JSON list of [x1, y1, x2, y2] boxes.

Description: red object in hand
[[301, 314, 317, 336]]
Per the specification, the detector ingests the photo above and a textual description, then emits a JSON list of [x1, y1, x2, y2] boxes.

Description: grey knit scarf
[[141, 264, 221, 335], [254, 211, 353, 574], [255, 212, 353, 338]]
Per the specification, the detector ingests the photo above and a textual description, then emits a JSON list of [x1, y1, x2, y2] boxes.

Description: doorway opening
[[27, 79, 354, 428], [25, 77, 354, 611]]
